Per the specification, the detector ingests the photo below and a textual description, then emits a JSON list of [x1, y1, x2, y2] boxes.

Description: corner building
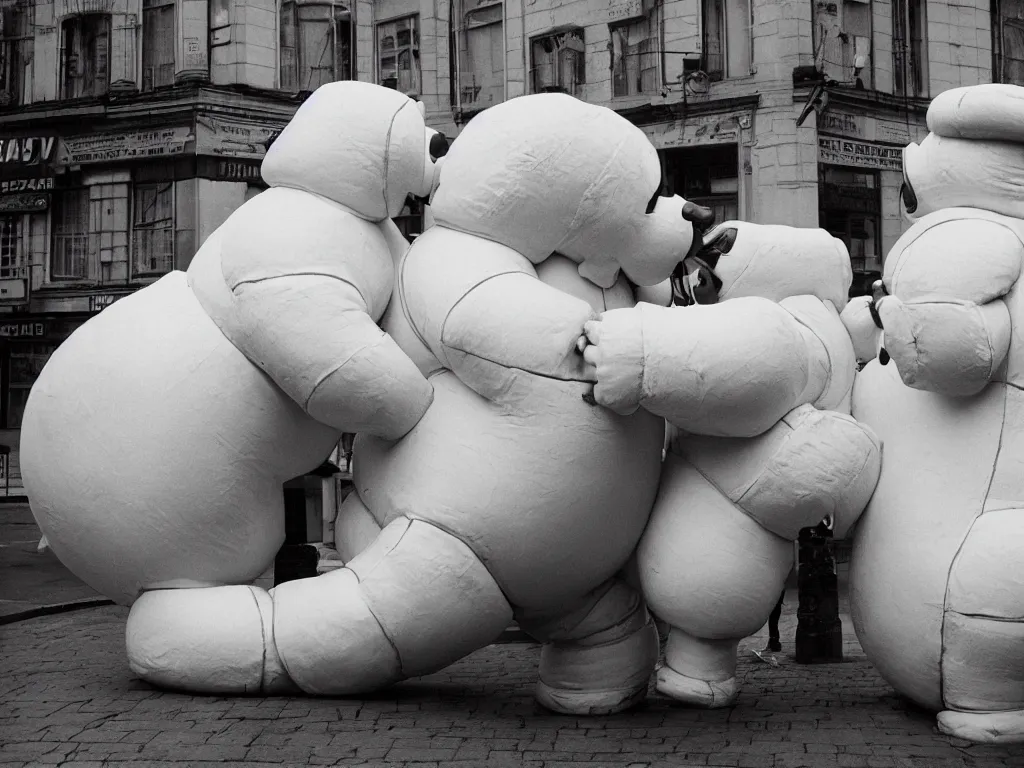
[[0, 0, 1014, 483]]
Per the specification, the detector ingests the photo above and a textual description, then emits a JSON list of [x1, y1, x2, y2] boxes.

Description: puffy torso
[[360, 251, 665, 611], [850, 208, 1024, 710], [19, 272, 338, 606]]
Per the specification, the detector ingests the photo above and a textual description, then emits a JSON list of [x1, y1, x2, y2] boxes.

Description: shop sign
[[642, 114, 745, 150], [818, 110, 915, 147], [56, 1, 114, 16], [0, 192, 49, 213], [90, 293, 125, 312], [0, 177, 54, 194], [0, 136, 57, 169], [195, 115, 286, 160], [818, 136, 902, 172], [0, 319, 44, 337], [59, 126, 193, 166], [213, 159, 263, 183], [607, 0, 643, 20]]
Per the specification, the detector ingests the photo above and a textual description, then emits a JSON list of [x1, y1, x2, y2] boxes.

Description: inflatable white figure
[[115, 93, 699, 712], [583, 222, 881, 707], [845, 83, 1024, 744], [20, 81, 438, 611]]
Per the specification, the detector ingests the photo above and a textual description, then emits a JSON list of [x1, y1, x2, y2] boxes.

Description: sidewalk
[[0, 503, 108, 623], [2, 503, 1024, 767]]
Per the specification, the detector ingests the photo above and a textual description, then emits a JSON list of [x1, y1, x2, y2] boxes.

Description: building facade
[[0, 0, 1014, 458]]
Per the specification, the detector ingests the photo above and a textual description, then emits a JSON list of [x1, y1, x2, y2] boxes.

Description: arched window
[[280, 0, 353, 93]]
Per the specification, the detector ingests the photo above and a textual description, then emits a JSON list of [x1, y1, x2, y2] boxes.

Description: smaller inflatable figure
[[847, 83, 1024, 744], [21, 81, 439, 612], [583, 222, 881, 707]]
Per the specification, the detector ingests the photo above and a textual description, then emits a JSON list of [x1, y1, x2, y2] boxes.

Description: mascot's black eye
[[429, 132, 449, 160]]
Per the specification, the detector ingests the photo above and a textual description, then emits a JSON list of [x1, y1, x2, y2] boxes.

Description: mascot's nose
[[682, 201, 716, 234], [429, 132, 449, 161]]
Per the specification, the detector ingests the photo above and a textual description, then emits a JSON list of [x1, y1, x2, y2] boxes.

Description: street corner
[[2, 606, 1024, 767]]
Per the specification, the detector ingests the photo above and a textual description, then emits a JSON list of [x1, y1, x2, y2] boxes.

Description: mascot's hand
[[579, 308, 645, 416]]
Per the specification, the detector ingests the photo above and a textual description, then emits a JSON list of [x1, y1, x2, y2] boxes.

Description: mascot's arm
[[217, 193, 433, 441], [584, 297, 824, 437], [400, 229, 597, 401], [876, 216, 1023, 396]]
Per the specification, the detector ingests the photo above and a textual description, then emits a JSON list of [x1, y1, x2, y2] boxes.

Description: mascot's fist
[[580, 311, 646, 415]]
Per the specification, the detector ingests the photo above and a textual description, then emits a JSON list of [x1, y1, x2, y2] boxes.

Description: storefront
[[815, 108, 925, 297], [636, 104, 756, 226]]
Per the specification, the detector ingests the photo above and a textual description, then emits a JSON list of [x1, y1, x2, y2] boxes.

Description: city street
[[3, 509, 1024, 767]]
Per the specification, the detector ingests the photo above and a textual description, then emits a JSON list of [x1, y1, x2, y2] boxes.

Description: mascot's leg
[[936, 508, 1024, 744], [125, 516, 512, 695], [516, 578, 660, 716], [637, 460, 792, 709]]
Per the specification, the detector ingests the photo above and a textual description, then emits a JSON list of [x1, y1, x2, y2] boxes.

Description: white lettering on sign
[[608, 0, 643, 20], [196, 116, 286, 160], [0, 137, 56, 166], [60, 127, 193, 165], [0, 321, 44, 337], [0, 178, 54, 194], [818, 136, 903, 172]]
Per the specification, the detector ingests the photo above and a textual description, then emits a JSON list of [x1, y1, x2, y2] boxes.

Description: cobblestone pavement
[[3, 605, 1024, 768]]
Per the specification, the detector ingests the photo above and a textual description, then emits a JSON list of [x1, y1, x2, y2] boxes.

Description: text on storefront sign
[[60, 127, 193, 166], [0, 178, 53, 194], [818, 137, 902, 172], [0, 321, 44, 338], [0, 137, 56, 166]]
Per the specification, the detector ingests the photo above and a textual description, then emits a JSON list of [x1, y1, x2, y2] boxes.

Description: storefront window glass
[[0, 215, 21, 277], [6, 341, 57, 429], [50, 188, 91, 281], [818, 166, 881, 296], [133, 182, 175, 277], [454, 0, 504, 113]]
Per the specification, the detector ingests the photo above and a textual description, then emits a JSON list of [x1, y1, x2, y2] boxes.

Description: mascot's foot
[[535, 618, 659, 716], [537, 678, 648, 716], [937, 710, 1024, 744], [656, 665, 738, 708]]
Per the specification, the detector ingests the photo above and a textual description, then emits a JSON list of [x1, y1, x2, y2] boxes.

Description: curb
[[0, 597, 115, 626]]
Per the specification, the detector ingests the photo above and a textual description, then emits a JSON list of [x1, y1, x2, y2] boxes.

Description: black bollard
[[795, 519, 843, 664]]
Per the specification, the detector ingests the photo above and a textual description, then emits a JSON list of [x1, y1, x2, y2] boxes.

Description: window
[[814, 0, 873, 88], [454, 0, 504, 112], [143, 0, 175, 91], [663, 145, 739, 223], [0, 1, 33, 107], [280, 1, 353, 93], [0, 216, 22, 278], [610, 0, 662, 98], [530, 28, 585, 96], [892, 0, 926, 97], [61, 14, 111, 99], [702, 0, 750, 80], [994, 0, 1024, 86], [377, 16, 420, 95], [133, 183, 175, 277], [7, 342, 58, 429], [51, 189, 92, 281], [819, 167, 881, 295]]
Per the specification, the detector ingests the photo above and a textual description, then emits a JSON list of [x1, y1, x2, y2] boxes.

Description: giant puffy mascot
[[582, 221, 882, 707], [844, 83, 1024, 744], [109, 93, 701, 713], [20, 82, 438, 612]]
